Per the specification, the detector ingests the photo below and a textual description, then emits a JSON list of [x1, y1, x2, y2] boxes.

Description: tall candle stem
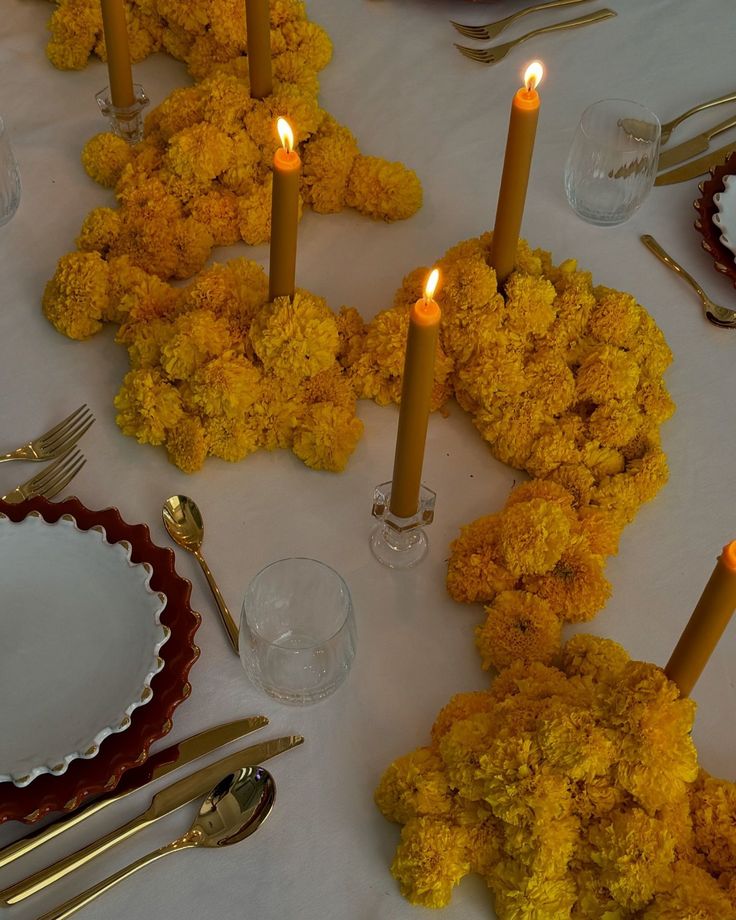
[[101, 0, 135, 109], [245, 0, 273, 99]]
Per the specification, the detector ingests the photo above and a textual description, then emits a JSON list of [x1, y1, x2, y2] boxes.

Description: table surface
[[2, 1, 735, 917]]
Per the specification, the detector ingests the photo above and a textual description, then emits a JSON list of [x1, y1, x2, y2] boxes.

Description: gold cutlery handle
[[36, 838, 193, 920], [0, 813, 155, 904], [497, 0, 592, 30], [662, 90, 736, 141], [194, 549, 240, 653], [640, 235, 709, 304], [509, 8, 616, 47]]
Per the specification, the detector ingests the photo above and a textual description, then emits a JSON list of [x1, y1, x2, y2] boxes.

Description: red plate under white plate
[[694, 151, 736, 289], [0, 496, 201, 824]]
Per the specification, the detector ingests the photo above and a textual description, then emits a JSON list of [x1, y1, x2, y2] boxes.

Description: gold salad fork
[[451, 0, 592, 42], [0, 404, 94, 463], [455, 9, 616, 65], [1, 449, 87, 504]]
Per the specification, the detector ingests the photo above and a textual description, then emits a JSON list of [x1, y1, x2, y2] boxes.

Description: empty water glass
[[0, 116, 21, 227], [564, 99, 660, 226]]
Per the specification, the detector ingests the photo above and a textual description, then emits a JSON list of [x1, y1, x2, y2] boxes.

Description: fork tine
[[454, 43, 491, 63], [450, 21, 489, 40], [37, 455, 87, 500], [34, 405, 89, 447], [26, 449, 84, 496], [39, 412, 95, 455]]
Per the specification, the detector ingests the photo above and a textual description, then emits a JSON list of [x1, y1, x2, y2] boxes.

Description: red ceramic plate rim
[[0, 496, 201, 824], [693, 151, 736, 289]]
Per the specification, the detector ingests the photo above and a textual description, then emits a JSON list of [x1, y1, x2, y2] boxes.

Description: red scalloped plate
[[0, 496, 201, 824], [693, 151, 736, 289]]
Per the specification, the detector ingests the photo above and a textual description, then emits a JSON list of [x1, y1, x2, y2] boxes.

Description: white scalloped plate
[[0, 511, 169, 787], [712, 174, 736, 262]]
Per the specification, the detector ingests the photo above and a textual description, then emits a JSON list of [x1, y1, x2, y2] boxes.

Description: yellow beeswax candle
[[665, 540, 736, 697], [268, 118, 301, 302], [389, 269, 441, 519], [101, 0, 135, 108], [245, 0, 273, 99], [489, 62, 543, 285]]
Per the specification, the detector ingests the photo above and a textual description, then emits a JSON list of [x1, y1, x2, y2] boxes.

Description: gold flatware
[[0, 716, 268, 870], [0, 448, 86, 504], [450, 0, 592, 42], [640, 235, 736, 329], [654, 141, 736, 186], [621, 89, 736, 147], [162, 495, 239, 653], [0, 734, 302, 904], [657, 113, 736, 171], [0, 405, 94, 463], [454, 9, 616, 65], [36, 766, 276, 920]]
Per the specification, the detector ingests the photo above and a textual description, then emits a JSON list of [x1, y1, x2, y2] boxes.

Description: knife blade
[[657, 113, 736, 171], [654, 142, 736, 186], [0, 716, 269, 870], [1, 734, 303, 905]]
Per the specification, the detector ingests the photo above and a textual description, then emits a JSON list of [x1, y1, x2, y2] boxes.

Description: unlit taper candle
[[245, 0, 273, 99], [389, 269, 441, 519], [665, 540, 736, 697], [268, 117, 300, 302], [101, 0, 135, 108]]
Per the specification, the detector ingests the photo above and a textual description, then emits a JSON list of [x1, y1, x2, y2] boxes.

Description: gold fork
[[455, 9, 616, 65], [1, 449, 87, 504], [451, 0, 592, 42], [0, 404, 94, 463]]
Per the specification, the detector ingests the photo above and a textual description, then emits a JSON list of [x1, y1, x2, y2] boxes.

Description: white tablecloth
[[2, 1, 735, 917]]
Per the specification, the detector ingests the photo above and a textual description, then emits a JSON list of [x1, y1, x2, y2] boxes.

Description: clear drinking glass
[[240, 558, 356, 705], [564, 99, 661, 226], [0, 116, 21, 227]]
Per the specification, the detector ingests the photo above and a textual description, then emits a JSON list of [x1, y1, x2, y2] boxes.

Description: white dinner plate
[[712, 174, 736, 262], [0, 511, 169, 787]]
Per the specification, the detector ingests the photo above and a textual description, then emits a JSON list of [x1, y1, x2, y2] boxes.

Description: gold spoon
[[640, 235, 736, 328], [37, 766, 276, 920], [163, 495, 240, 652]]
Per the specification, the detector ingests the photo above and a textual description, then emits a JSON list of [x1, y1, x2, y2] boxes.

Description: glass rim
[[578, 97, 661, 147], [241, 556, 354, 649]]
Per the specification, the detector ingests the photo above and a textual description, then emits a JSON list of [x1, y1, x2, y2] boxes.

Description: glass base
[[370, 481, 436, 569], [96, 84, 149, 144]]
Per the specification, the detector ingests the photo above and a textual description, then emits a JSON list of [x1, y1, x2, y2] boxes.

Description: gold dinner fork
[[1, 449, 87, 504], [455, 9, 616, 65], [0, 404, 94, 463], [451, 0, 592, 42]]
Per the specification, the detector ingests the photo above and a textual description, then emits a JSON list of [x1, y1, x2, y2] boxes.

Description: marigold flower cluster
[[42, 254, 365, 472], [47, 0, 421, 281], [354, 234, 673, 669], [375, 634, 736, 919]]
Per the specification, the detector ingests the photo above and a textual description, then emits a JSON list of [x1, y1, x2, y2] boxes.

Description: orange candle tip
[[274, 148, 301, 171], [514, 87, 539, 110], [412, 297, 441, 326], [721, 540, 736, 572]]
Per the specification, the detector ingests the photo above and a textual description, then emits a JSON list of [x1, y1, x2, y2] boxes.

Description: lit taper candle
[[245, 0, 273, 99], [101, 0, 135, 108], [389, 269, 441, 519], [489, 61, 543, 285], [665, 540, 736, 697], [268, 117, 301, 302]]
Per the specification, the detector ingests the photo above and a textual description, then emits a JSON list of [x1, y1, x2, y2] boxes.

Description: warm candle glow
[[524, 61, 544, 93], [424, 268, 440, 301], [277, 117, 294, 153]]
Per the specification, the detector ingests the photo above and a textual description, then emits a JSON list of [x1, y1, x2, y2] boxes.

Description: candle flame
[[277, 117, 294, 153], [524, 61, 544, 92], [424, 268, 440, 301]]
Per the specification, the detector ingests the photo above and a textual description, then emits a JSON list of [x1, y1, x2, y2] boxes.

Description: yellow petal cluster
[[376, 635, 736, 919]]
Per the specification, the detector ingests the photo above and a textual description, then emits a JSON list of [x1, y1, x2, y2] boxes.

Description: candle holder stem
[[370, 481, 436, 569], [96, 85, 149, 144]]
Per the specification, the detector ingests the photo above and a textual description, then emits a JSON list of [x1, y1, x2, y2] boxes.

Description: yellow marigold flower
[[690, 771, 736, 874], [587, 398, 644, 449], [269, 0, 307, 27], [576, 504, 626, 556], [222, 258, 269, 316], [236, 176, 273, 245], [46, 0, 101, 71], [81, 133, 133, 187], [301, 120, 359, 213], [114, 367, 184, 446], [576, 343, 641, 403], [269, 80, 325, 144], [76, 207, 121, 258], [279, 20, 333, 72], [335, 306, 366, 370], [391, 817, 471, 909], [631, 311, 674, 377], [291, 403, 363, 472], [503, 272, 557, 337], [249, 373, 302, 450], [440, 255, 499, 319], [160, 309, 234, 379], [273, 50, 320, 96], [168, 217, 214, 280], [522, 349, 576, 416], [186, 353, 262, 418], [179, 262, 239, 316], [546, 462, 596, 509], [446, 513, 518, 605], [476, 590, 561, 671], [642, 860, 736, 919], [198, 72, 256, 133], [522, 539, 612, 624], [120, 317, 171, 369], [114, 271, 181, 327], [559, 633, 629, 682], [301, 366, 356, 411], [472, 397, 548, 470], [42, 251, 109, 340], [628, 447, 669, 504], [498, 498, 573, 577], [374, 747, 456, 825], [504, 478, 577, 516], [203, 414, 261, 462], [250, 291, 339, 380], [525, 420, 582, 479], [165, 414, 208, 473], [345, 155, 422, 222], [187, 190, 241, 246], [636, 377, 676, 425], [588, 285, 643, 348], [147, 84, 207, 142], [581, 440, 625, 480], [430, 691, 495, 746], [165, 123, 234, 190]]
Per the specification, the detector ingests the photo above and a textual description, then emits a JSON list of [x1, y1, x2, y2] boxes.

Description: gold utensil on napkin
[[0, 717, 269, 869], [35, 766, 275, 920], [0, 735, 302, 904], [454, 9, 616, 65], [0, 405, 94, 463], [658, 113, 736, 171], [162, 495, 240, 653], [655, 141, 736, 186], [0, 448, 86, 503], [450, 0, 592, 41], [640, 235, 736, 328], [621, 90, 736, 147]]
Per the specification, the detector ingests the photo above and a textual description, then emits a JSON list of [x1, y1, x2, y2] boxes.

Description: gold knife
[[658, 113, 736, 171], [654, 141, 736, 186], [0, 716, 269, 870], [0, 735, 303, 905]]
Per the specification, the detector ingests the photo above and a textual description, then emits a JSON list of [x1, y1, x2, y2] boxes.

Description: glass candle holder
[[96, 84, 149, 144]]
